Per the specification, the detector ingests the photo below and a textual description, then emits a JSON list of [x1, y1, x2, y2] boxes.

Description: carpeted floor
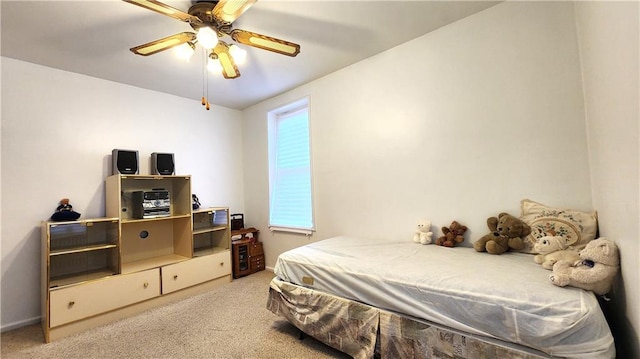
[[1, 270, 349, 359]]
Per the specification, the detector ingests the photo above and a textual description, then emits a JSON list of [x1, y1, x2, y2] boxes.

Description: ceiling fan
[[124, 0, 301, 79]]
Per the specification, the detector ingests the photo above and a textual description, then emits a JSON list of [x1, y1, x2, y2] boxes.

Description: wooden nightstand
[[231, 228, 264, 278]]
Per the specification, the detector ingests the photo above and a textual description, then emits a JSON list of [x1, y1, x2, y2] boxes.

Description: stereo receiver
[[132, 190, 171, 219]]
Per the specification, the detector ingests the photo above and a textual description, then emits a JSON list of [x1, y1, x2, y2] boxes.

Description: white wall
[[243, 1, 592, 262], [0, 58, 245, 330], [575, 1, 640, 355]]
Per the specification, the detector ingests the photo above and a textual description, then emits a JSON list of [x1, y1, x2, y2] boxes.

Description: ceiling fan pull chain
[[201, 47, 207, 107], [201, 48, 209, 111], [206, 52, 211, 111]]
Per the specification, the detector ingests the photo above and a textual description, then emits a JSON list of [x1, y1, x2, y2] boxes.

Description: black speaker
[[151, 152, 175, 175], [112, 149, 139, 175]]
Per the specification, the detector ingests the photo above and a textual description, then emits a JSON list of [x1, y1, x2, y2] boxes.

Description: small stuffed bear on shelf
[[413, 219, 434, 245], [50, 198, 81, 222]]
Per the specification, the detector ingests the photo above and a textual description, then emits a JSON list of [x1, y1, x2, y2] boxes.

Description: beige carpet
[[1, 270, 350, 359]]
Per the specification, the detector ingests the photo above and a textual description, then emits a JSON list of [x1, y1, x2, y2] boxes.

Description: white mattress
[[273, 236, 615, 358]]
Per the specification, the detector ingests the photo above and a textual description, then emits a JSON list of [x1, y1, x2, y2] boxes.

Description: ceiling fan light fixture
[[124, 0, 299, 101], [197, 27, 219, 50], [175, 42, 195, 60], [228, 44, 247, 65], [207, 57, 223, 73]]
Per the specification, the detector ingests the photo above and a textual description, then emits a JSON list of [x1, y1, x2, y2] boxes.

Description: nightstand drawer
[[49, 269, 160, 327], [250, 255, 265, 272], [248, 242, 263, 256]]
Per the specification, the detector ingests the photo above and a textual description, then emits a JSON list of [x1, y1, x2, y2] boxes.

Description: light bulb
[[174, 42, 195, 61], [229, 44, 247, 65], [207, 57, 223, 73], [197, 27, 219, 50]]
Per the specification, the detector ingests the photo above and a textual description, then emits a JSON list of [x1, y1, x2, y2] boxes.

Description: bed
[[267, 236, 615, 359]]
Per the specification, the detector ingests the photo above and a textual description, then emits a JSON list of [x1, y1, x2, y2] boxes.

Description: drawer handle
[[173, 275, 178, 280], [68, 301, 75, 308], [220, 262, 224, 266], [143, 282, 149, 288]]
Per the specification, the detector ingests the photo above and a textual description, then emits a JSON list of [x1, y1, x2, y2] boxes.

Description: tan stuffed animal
[[533, 236, 581, 270], [412, 219, 434, 245], [435, 221, 468, 247], [549, 238, 619, 295], [473, 213, 530, 254]]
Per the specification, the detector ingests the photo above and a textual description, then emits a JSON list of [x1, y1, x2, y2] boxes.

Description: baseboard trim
[[1, 316, 41, 333]]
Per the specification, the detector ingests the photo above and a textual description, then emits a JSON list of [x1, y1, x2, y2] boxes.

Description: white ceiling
[[1, 0, 500, 110]]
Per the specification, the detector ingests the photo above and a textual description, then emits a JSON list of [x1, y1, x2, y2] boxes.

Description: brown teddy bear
[[473, 212, 531, 254], [435, 221, 468, 247], [549, 238, 619, 295]]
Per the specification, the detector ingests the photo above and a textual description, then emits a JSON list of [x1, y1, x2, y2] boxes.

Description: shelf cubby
[[43, 218, 119, 289], [192, 208, 230, 257]]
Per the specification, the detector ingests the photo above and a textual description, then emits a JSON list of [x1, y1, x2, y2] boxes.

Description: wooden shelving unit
[[41, 174, 232, 343]]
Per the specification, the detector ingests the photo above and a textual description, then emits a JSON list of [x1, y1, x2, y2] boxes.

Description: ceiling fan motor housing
[[189, 2, 230, 32]]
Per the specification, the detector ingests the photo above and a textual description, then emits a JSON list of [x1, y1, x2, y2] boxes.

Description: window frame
[[267, 97, 315, 235]]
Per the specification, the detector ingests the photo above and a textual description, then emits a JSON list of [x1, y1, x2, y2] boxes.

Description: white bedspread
[[273, 236, 615, 358]]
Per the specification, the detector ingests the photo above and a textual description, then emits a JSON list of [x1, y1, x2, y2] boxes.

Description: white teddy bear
[[413, 219, 434, 245], [533, 235, 581, 270], [549, 238, 619, 296]]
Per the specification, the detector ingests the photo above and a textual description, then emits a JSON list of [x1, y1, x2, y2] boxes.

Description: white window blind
[[268, 99, 314, 233]]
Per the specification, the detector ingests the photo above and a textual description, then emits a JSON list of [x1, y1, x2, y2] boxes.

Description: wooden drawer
[[161, 251, 231, 294], [248, 242, 263, 256], [250, 255, 265, 272], [49, 269, 160, 327]]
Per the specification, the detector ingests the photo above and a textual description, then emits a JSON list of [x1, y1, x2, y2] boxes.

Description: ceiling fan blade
[[130, 32, 196, 56], [123, 0, 203, 24], [230, 29, 300, 57], [213, 42, 241, 79], [213, 0, 257, 24]]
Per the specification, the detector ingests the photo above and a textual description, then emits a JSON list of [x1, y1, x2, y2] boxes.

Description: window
[[268, 97, 314, 234]]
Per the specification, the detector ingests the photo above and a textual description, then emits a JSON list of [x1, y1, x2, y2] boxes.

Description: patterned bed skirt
[[267, 278, 552, 359]]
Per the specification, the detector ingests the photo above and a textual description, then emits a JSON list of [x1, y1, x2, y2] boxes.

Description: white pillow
[[519, 199, 598, 254]]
